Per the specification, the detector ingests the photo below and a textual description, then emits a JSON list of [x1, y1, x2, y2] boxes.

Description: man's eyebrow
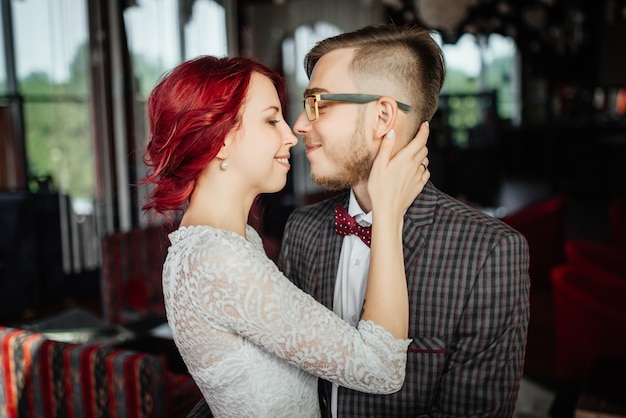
[[303, 87, 328, 97]]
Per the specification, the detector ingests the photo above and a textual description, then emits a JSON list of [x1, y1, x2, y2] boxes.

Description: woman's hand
[[368, 121, 430, 216], [362, 121, 430, 339]]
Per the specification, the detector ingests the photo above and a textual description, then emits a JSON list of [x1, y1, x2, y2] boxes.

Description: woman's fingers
[[389, 122, 429, 167]]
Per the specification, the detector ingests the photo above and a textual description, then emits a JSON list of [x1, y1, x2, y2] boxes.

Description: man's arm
[[277, 212, 300, 287], [434, 231, 530, 416]]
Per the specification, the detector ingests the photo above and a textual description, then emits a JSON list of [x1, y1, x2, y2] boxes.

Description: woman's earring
[[220, 160, 229, 170], [385, 129, 395, 139]]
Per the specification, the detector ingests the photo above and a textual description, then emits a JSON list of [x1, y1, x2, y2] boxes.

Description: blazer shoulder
[[429, 185, 525, 241], [287, 192, 348, 226]]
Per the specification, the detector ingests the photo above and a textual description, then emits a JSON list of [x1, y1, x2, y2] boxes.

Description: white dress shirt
[[331, 190, 372, 417]]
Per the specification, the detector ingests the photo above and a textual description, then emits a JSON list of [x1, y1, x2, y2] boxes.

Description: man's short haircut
[[305, 24, 446, 126]]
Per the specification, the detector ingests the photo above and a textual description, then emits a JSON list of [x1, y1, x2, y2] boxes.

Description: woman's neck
[[181, 183, 254, 238]]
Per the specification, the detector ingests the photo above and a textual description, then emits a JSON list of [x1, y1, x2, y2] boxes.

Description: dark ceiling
[[382, 0, 626, 85], [387, 1, 604, 46], [239, 0, 626, 85]]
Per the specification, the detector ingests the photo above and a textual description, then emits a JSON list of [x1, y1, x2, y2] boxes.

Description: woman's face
[[227, 73, 298, 194]]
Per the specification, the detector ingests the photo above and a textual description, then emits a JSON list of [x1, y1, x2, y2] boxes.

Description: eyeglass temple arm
[[319, 93, 413, 113]]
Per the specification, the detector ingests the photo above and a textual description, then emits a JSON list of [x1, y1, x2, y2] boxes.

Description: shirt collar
[[348, 189, 372, 226]]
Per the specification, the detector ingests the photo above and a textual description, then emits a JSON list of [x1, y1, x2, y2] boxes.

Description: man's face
[[293, 48, 378, 191]]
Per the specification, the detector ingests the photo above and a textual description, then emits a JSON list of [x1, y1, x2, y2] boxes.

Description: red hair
[[141, 56, 286, 219]]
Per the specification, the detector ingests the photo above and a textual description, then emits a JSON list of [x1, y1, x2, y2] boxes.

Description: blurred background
[[1, 1, 625, 416]]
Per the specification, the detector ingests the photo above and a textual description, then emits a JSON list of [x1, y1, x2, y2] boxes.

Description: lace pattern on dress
[[163, 225, 410, 417]]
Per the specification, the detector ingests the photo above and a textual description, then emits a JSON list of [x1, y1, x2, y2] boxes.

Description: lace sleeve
[[191, 230, 411, 394]]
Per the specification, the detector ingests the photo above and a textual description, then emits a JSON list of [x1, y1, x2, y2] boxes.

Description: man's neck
[[351, 182, 372, 213]]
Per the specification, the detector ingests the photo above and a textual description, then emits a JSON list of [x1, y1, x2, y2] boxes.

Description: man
[[278, 24, 530, 417]]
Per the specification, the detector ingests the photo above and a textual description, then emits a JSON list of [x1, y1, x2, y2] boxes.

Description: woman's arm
[[362, 122, 430, 338], [192, 233, 408, 394]]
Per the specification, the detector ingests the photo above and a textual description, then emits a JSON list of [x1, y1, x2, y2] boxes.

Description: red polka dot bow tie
[[334, 205, 372, 247]]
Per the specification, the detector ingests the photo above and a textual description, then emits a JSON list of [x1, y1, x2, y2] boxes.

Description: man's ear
[[373, 96, 398, 139]]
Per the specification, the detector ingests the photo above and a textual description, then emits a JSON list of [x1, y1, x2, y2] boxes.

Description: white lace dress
[[163, 225, 411, 418]]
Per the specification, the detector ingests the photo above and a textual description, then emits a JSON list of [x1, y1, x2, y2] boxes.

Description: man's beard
[[311, 118, 375, 191]]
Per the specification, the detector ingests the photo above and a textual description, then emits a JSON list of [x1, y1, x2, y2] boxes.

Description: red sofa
[[0, 326, 202, 418]]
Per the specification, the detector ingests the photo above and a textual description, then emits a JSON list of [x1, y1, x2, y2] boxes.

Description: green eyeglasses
[[303, 93, 413, 122]]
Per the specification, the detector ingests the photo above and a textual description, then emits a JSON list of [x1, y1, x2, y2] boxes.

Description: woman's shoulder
[[169, 224, 258, 244], [168, 225, 257, 258]]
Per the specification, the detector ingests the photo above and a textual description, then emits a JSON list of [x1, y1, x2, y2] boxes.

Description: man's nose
[[293, 111, 310, 136]]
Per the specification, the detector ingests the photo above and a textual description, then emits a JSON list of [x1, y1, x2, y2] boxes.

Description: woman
[[142, 56, 430, 417]]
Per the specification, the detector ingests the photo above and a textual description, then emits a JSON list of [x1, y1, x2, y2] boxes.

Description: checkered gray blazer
[[278, 181, 530, 417]]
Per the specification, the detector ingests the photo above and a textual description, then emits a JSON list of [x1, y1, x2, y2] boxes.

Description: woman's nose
[[284, 128, 298, 147]]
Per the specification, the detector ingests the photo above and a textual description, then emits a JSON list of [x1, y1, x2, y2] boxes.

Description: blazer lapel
[[402, 182, 437, 286], [309, 186, 437, 309]]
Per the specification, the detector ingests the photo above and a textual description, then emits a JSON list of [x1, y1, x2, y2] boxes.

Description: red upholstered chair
[[101, 217, 280, 322], [502, 194, 569, 290], [551, 263, 626, 383], [564, 239, 626, 277], [608, 196, 626, 249], [100, 224, 173, 325]]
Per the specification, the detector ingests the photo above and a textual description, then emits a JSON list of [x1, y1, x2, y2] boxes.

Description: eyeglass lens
[[304, 96, 316, 121]]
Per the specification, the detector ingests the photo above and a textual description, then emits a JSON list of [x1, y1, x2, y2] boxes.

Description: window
[[184, 0, 227, 61], [124, 0, 227, 225], [124, 0, 227, 99], [12, 0, 92, 200], [435, 32, 520, 147], [7, 0, 98, 273]]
